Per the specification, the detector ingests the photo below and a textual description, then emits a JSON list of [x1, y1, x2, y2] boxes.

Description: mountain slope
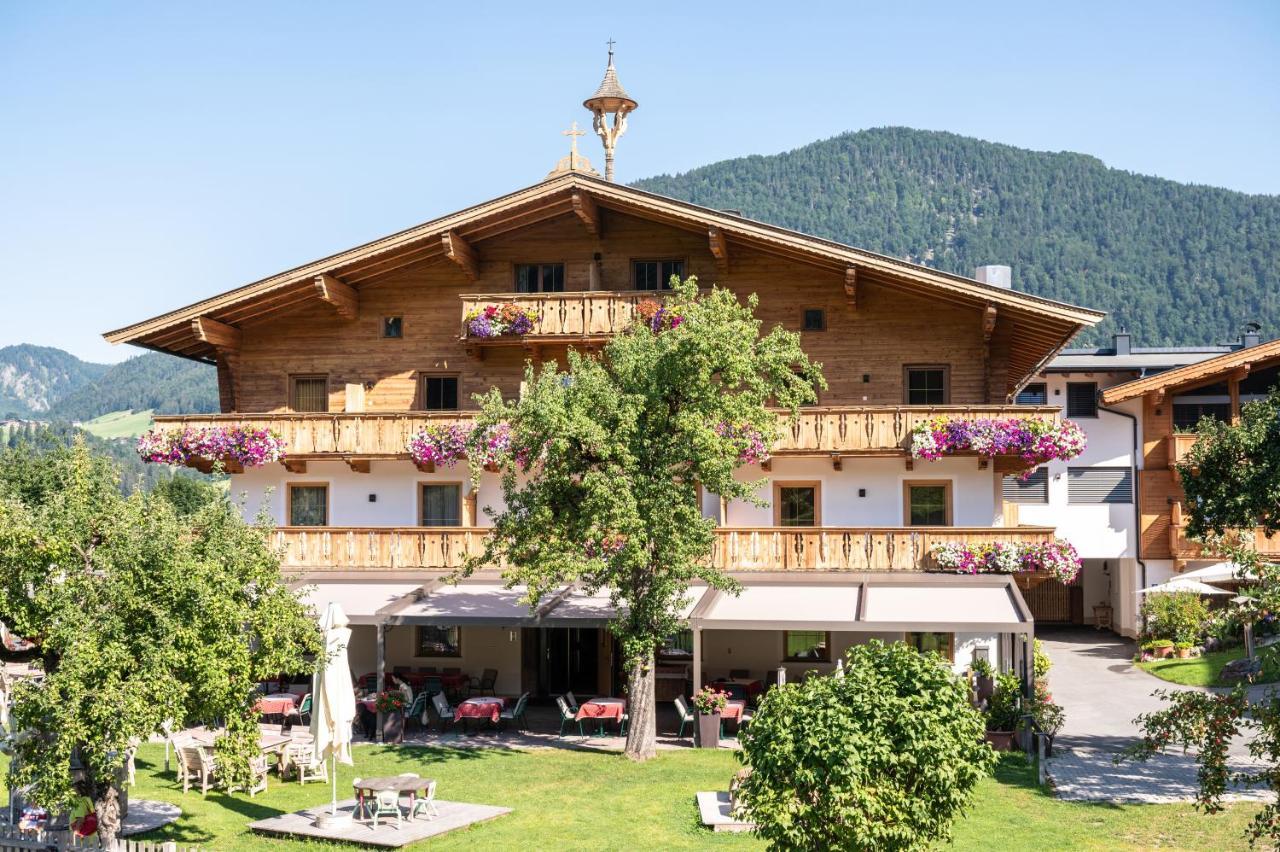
[[634, 127, 1280, 346], [47, 352, 218, 421], [0, 344, 109, 418]]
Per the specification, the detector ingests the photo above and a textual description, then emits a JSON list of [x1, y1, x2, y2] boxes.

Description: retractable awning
[[297, 581, 422, 625]]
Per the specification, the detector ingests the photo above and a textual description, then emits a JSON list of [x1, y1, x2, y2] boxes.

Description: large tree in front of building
[[1125, 388, 1280, 844], [0, 442, 321, 844], [464, 279, 823, 760]]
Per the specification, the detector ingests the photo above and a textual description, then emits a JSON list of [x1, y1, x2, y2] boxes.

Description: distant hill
[[634, 127, 1280, 346], [0, 344, 108, 418], [0, 346, 217, 423]]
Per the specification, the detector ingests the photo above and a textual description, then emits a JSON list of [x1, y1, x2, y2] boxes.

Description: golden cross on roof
[[563, 120, 586, 158]]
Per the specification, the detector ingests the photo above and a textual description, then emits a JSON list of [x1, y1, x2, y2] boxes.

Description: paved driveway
[[1036, 626, 1267, 803]]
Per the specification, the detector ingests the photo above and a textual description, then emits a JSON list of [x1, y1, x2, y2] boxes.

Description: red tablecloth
[[575, 698, 627, 722], [721, 700, 746, 724], [454, 697, 507, 723], [255, 693, 298, 715]]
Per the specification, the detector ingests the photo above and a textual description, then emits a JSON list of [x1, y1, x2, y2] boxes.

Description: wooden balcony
[[1169, 524, 1280, 562], [275, 525, 1058, 573], [156, 405, 1060, 466], [459, 290, 681, 343]]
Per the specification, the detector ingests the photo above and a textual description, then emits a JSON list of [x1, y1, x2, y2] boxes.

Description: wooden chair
[[177, 745, 215, 795], [247, 756, 269, 797], [284, 743, 327, 785]]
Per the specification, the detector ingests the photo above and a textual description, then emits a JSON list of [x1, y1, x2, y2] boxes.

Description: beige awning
[[690, 574, 1032, 634], [296, 581, 423, 625]]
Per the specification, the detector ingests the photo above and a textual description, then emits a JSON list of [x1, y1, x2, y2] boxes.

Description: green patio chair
[[556, 695, 583, 737]]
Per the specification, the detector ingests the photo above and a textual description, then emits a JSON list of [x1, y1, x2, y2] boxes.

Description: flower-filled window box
[[634, 299, 684, 334], [408, 424, 468, 470], [910, 417, 1087, 469], [136, 426, 286, 469], [929, 538, 1082, 584], [465, 303, 539, 339]]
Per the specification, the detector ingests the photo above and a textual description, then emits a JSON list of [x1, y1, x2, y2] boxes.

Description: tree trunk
[[95, 783, 121, 847], [623, 649, 657, 761]]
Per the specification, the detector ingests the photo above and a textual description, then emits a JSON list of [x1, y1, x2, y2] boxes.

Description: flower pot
[[1154, 645, 1174, 659], [1176, 647, 1193, 659], [985, 730, 1017, 751], [974, 675, 994, 703], [381, 710, 404, 744], [696, 712, 721, 748]]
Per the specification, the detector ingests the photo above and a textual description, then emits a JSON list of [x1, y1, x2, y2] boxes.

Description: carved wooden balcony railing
[[155, 405, 1061, 466], [274, 525, 1058, 573], [459, 289, 683, 342]]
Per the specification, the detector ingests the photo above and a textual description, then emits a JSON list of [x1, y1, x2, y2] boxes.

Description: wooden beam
[[982, 305, 998, 343], [571, 190, 600, 236], [282, 459, 307, 474], [313, 273, 358, 320], [844, 267, 857, 309], [190, 317, 241, 352], [830, 453, 843, 471], [346, 458, 372, 474], [441, 231, 479, 280], [708, 227, 729, 274]]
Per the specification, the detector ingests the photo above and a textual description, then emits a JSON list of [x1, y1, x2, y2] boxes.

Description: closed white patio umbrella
[[310, 602, 357, 829], [1137, 578, 1232, 596]]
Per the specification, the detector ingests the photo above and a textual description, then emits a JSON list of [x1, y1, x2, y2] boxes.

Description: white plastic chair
[[371, 788, 402, 829], [408, 779, 440, 821]]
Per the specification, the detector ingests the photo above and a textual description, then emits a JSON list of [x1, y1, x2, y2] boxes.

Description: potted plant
[[1029, 682, 1065, 756], [970, 658, 995, 703], [984, 673, 1021, 751], [692, 686, 729, 748], [1147, 639, 1175, 659], [375, 690, 407, 743], [1174, 641, 1194, 659]]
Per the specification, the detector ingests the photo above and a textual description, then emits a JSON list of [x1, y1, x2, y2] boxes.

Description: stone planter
[[985, 730, 1017, 751], [696, 712, 721, 748], [381, 710, 404, 744]]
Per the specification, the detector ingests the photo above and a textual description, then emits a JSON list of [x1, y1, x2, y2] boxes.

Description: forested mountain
[[47, 352, 218, 421], [634, 127, 1280, 346], [0, 346, 217, 422], [0, 344, 108, 418]]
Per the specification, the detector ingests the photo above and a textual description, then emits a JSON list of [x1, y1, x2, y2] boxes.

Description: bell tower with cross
[[546, 120, 600, 179], [583, 40, 638, 182]]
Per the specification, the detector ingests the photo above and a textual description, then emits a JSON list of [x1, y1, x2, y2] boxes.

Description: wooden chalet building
[[106, 60, 1105, 703]]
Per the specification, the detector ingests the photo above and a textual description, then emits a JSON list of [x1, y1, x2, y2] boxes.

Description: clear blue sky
[[2, 1, 1277, 362]]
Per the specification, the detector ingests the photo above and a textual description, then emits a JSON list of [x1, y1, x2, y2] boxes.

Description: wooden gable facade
[[105, 173, 1102, 417]]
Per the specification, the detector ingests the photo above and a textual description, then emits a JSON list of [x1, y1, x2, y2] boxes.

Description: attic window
[[382, 317, 403, 338]]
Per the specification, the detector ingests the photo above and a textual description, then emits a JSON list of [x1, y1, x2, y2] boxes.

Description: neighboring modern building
[[105, 59, 1108, 702], [1016, 327, 1276, 636]]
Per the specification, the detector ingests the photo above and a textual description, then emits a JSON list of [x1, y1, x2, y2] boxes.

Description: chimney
[[1243, 322, 1262, 349], [1113, 327, 1132, 356], [973, 265, 1012, 289]]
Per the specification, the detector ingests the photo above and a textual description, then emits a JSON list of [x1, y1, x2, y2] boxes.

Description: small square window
[[288, 484, 328, 526], [802, 309, 826, 331], [906, 632, 954, 661], [1016, 383, 1047, 405], [382, 317, 403, 338], [905, 482, 951, 526], [905, 366, 949, 405], [290, 375, 329, 412], [633, 259, 684, 291], [515, 263, 564, 293], [419, 376, 459, 411], [420, 483, 461, 526], [776, 485, 818, 527]]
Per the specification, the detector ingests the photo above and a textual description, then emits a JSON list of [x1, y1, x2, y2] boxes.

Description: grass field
[[106, 743, 1262, 851], [1138, 644, 1280, 687], [79, 409, 154, 439]]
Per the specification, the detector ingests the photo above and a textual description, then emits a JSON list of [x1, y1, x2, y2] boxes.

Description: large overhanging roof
[[104, 172, 1102, 395], [1101, 337, 1280, 404]]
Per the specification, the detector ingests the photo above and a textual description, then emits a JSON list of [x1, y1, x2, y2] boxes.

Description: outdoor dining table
[[454, 696, 507, 726], [575, 697, 627, 735], [352, 774, 436, 822], [254, 692, 298, 716], [721, 700, 747, 730]]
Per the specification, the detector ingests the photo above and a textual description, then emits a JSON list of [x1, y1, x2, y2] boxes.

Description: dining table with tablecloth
[[453, 696, 507, 724], [575, 697, 626, 734], [254, 693, 298, 716], [721, 700, 747, 728]]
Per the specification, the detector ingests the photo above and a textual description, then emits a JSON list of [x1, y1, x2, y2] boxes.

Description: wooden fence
[[0, 825, 200, 851]]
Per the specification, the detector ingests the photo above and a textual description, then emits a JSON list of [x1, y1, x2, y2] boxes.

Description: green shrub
[[1140, 590, 1210, 644], [971, 657, 995, 678], [986, 672, 1023, 732], [737, 640, 996, 851]]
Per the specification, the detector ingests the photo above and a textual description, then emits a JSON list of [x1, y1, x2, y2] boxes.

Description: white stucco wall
[[344, 624, 523, 696]]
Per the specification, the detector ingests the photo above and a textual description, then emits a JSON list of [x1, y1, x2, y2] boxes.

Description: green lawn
[[110, 743, 1262, 850], [79, 409, 154, 439], [1138, 644, 1280, 687]]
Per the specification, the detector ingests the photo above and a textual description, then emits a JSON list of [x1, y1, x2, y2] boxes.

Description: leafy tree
[[1125, 391, 1280, 844], [1178, 387, 1280, 540], [0, 441, 321, 844], [462, 279, 823, 760], [737, 640, 996, 850]]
